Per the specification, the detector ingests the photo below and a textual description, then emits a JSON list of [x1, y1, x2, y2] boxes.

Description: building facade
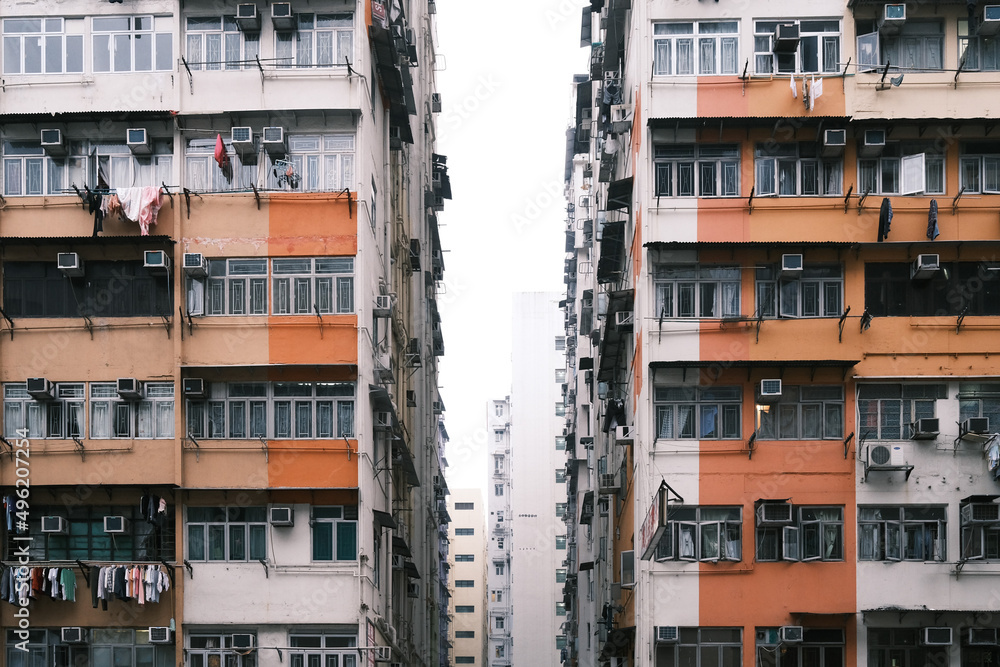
[[563, 1, 1000, 667], [486, 398, 512, 667], [449, 489, 487, 667], [0, 1, 451, 666]]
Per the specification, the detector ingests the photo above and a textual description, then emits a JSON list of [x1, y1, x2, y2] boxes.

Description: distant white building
[[449, 489, 488, 667]]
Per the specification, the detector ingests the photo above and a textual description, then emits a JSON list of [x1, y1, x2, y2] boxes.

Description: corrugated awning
[[374, 510, 396, 530], [404, 560, 420, 580], [0, 235, 173, 246], [606, 177, 633, 212], [392, 535, 412, 557], [650, 359, 859, 370]]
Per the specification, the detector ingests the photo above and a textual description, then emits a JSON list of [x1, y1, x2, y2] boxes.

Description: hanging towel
[[878, 197, 893, 242], [810, 76, 823, 111], [60, 568, 76, 602], [214, 133, 233, 183], [927, 199, 940, 240], [790, 74, 797, 99]]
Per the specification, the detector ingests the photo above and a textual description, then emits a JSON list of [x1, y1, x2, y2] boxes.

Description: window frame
[[755, 504, 844, 562], [275, 12, 354, 69], [267, 133, 355, 192], [653, 265, 741, 320], [756, 385, 844, 440], [959, 143, 1000, 195], [271, 257, 354, 315], [959, 18, 1000, 72], [89, 381, 175, 440], [757, 628, 844, 667], [857, 383, 944, 440], [755, 263, 843, 320], [654, 627, 742, 667], [654, 385, 742, 440], [859, 143, 946, 196], [654, 506, 742, 562], [188, 633, 258, 667], [3, 382, 85, 439], [753, 19, 841, 75], [185, 505, 267, 562], [653, 144, 740, 198], [652, 21, 739, 76], [184, 15, 259, 71], [755, 142, 843, 197], [311, 505, 358, 562], [2, 17, 84, 75], [858, 505, 946, 562], [287, 632, 358, 667], [91, 15, 172, 73]]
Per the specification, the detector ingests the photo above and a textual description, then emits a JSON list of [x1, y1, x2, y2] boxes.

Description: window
[[494, 561, 505, 575], [865, 262, 1000, 317], [288, 632, 357, 667], [491, 589, 503, 602], [266, 134, 355, 192], [959, 142, 1000, 194], [272, 257, 354, 315], [867, 628, 947, 667], [757, 386, 844, 440], [89, 382, 174, 439], [859, 506, 946, 561], [455, 579, 475, 587], [494, 484, 504, 496], [312, 505, 358, 561], [184, 135, 259, 192], [555, 436, 566, 450], [857, 384, 945, 440], [556, 502, 568, 517], [95, 140, 173, 189], [455, 631, 475, 639], [653, 265, 740, 319], [455, 658, 475, 665], [455, 528, 474, 536], [188, 634, 258, 667], [495, 644, 505, 658], [961, 500, 1000, 560], [555, 336, 566, 350], [653, 21, 738, 75], [1, 140, 78, 196], [959, 18, 1000, 71], [495, 617, 505, 630], [456, 554, 475, 562], [653, 144, 740, 198], [495, 430, 504, 442], [555, 568, 567, 583], [7, 504, 172, 562], [92, 16, 172, 72], [756, 505, 843, 562], [859, 142, 945, 195], [6, 629, 174, 667], [756, 264, 843, 319], [856, 19, 943, 72], [275, 13, 353, 68], [3, 260, 171, 317], [555, 535, 567, 550], [2, 17, 84, 74], [455, 502, 475, 510], [959, 383, 1000, 429], [186, 506, 266, 561], [190, 258, 268, 316], [494, 454, 504, 473], [455, 605, 475, 613], [654, 506, 742, 562], [556, 601, 567, 616], [753, 20, 840, 74], [495, 402, 505, 416], [557, 635, 568, 650], [756, 628, 843, 667], [555, 401, 566, 417], [185, 16, 259, 70], [654, 386, 742, 440], [186, 381, 355, 440], [654, 628, 742, 667], [555, 470, 566, 484], [555, 368, 567, 382], [4, 382, 84, 439], [755, 142, 842, 196]]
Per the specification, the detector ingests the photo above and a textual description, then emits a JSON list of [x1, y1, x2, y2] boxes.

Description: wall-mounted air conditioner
[[235, 3, 261, 31], [911, 254, 940, 280], [779, 626, 804, 643], [757, 379, 783, 404], [271, 2, 295, 31], [869, 444, 905, 468], [183, 253, 208, 277], [148, 627, 173, 644], [117, 378, 144, 400], [772, 23, 800, 53], [42, 516, 67, 534], [269, 506, 294, 526], [374, 411, 392, 431], [431, 93, 442, 113], [231, 126, 256, 161], [57, 252, 84, 278], [879, 4, 907, 34], [615, 425, 633, 444], [40, 128, 67, 156], [598, 473, 620, 495], [961, 503, 1000, 522], [61, 627, 87, 644], [780, 253, 803, 276], [127, 128, 151, 155], [756, 502, 793, 524], [103, 515, 129, 534], [610, 104, 631, 133], [374, 295, 393, 316], [183, 378, 207, 398], [144, 250, 170, 274], [615, 310, 634, 329], [921, 627, 953, 646], [655, 626, 679, 643], [26, 377, 55, 400], [822, 129, 846, 156], [262, 126, 286, 158], [373, 646, 392, 661], [963, 417, 991, 435], [860, 129, 887, 157], [981, 5, 1000, 35], [231, 634, 256, 650], [910, 417, 939, 440]]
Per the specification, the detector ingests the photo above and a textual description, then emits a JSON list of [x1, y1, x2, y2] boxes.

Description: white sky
[[433, 0, 590, 488]]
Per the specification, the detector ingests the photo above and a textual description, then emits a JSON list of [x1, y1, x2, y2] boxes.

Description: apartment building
[[0, 1, 451, 666], [449, 489, 487, 667], [486, 398, 512, 667], [563, 1, 1000, 667]]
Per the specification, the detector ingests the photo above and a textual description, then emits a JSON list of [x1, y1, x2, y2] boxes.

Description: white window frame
[[653, 265, 741, 319], [653, 144, 740, 198], [494, 561, 505, 575], [188, 634, 257, 666], [288, 633, 358, 667], [654, 386, 742, 440], [859, 145, 945, 196], [2, 17, 84, 75], [184, 135, 259, 192], [857, 383, 943, 440], [185, 505, 267, 562], [755, 143, 843, 196], [267, 134, 355, 192], [654, 506, 742, 562], [197, 258, 268, 316], [756, 385, 844, 440], [959, 18, 1000, 72], [959, 151, 1000, 195], [185, 15, 259, 70], [755, 264, 844, 319], [275, 12, 354, 68], [311, 504, 359, 562], [92, 15, 172, 73], [756, 505, 843, 562], [753, 19, 841, 75], [655, 628, 743, 667], [652, 21, 739, 76], [89, 381, 174, 439], [858, 506, 946, 562], [95, 140, 173, 189], [3, 382, 84, 439], [272, 257, 354, 315]]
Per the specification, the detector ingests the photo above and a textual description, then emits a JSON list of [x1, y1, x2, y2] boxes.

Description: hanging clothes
[[877, 197, 893, 242], [60, 568, 77, 602], [927, 199, 940, 240], [90, 566, 101, 609]]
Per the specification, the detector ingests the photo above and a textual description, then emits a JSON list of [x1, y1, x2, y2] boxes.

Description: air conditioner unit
[[183, 378, 207, 398], [433, 401, 444, 414], [126, 128, 151, 155], [910, 417, 940, 440], [981, 5, 1000, 35], [758, 379, 783, 404], [57, 251, 85, 278], [103, 515, 129, 534], [389, 126, 403, 151], [231, 634, 256, 650], [117, 378, 144, 400], [41, 516, 67, 534], [374, 295, 393, 316], [821, 128, 846, 156], [143, 250, 170, 274], [432, 93, 442, 113], [271, 2, 296, 31], [235, 3, 261, 31], [269, 506, 294, 526], [911, 254, 940, 280], [262, 126, 286, 158], [780, 626, 804, 643], [615, 425, 633, 444], [961, 503, 1000, 522], [869, 444, 905, 467], [183, 253, 208, 277], [26, 377, 55, 400], [61, 627, 87, 644], [964, 417, 991, 435], [373, 646, 392, 662], [921, 627, 953, 646], [407, 581, 419, 598], [148, 627, 173, 644], [610, 104, 631, 133], [756, 502, 793, 523], [40, 128, 67, 156], [968, 628, 999, 645], [392, 554, 405, 569], [231, 126, 256, 161], [375, 411, 392, 431], [772, 23, 800, 53], [780, 253, 803, 276], [615, 310, 634, 329], [860, 129, 887, 157], [654, 626, 679, 643], [599, 473, 620, 495], [879, 3, 907, 34]]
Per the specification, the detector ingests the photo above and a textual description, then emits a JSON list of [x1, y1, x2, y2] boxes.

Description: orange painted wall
[[267, 441, 359, 488], [267, 193, 357, 257]]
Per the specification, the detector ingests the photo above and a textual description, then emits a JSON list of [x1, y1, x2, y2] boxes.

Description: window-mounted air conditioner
[[860, 129, 887, 157], [968, 628, 999, 645], [981, 5, 1000, 35], [772, 23, 800, 53], [61, 627, 87, 644], [117, 377, 144, 400], [392, 554, 405, 569], [374, 294, 393, 316], [432, 93, 442, 113], [127, 128, 151, 155], [961, 502, 1000, 522], [610, 104, 632, 133], [921, 627, 953, 646], [271, 2, 295, 31], [148, 627, 173, 644], [373, 646, 392, 661], [42, 516, 67, 534], [758, 379, 783, 404], [269, 506, 294, 526], [103, 515, 129, 534], [40, 128, 67, 156], [27, 377, 55, 401], [615, 310, 634, 330], [231, 126, 256, 161], [655, 626, 679, 644], [231, 634, 256, 650], [615, 425, 633, 444], [183, 253, 208, 277], [235, 3, 261, 31], [780, 253, 803, 276], [433, 401, 444, 414], [144, 250, 170, 274], [822, 129, 846, 157], [407, 581, 419, 598], [963, 417, 991, 435], [57, 252, 84, 278], [911, 254, 940, 280], [375, 411, 392, 431], [183, 378, 207, 398], [262, 126, 286, 158], [389, 126, 403, 151], [756, 502, 793, 524], [869, 444, 906, 468], [779, 626, 804, 643], [910, 417, 939, 440], [879, 4, 907, 34], [599, 473, 620, 495]]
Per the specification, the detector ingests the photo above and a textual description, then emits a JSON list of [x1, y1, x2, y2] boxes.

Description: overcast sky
[[433, 0, 589, 488]]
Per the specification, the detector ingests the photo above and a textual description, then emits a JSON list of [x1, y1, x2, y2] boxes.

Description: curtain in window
[[208, 524, 226, 560], [676, 39, 694, 74], [722, 282, 739, 317], [137, 402, 153, 438], [4, 401, 23, 438], [858, 523, 879, 560], [677, 405, 695, 438], [250, 401, 267, 438], [700, 405, 718, 438], [229, 402, 247, 439], [700, 523, 720, 559], [187, 402, 205, 439], [208, 402, 225, 438], [296, 32, 313, 66], [187, 525, 205, 560], [698, 38, 716, 74], [755, 158, 775, 196], [316, 31, 334, 65], [337, 277, 354, 313], [657, 406, 673, 438], [295, 401, 312, 437], [91, 401, 110, 438], [276, 32, 294, 67], [224, 33, 241, 69], [654, 40, 671, 75], [720, 37, 737, 73], [317, 401, 334, 437], [337, 401, 354, 437], [229, 524, 247, 560], [678, 524, 696, 558], [274, 401, 292, 438]]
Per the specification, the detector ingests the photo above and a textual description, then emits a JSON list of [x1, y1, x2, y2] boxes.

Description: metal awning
[[606, 177, 633, 212], [650, 359, 859, 370], [374, 510, 396, 531], [597, 289, 634, 383], [597, 222, 627, 285], [393, 535, 412, 557], [404, 560, 421, 580]]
